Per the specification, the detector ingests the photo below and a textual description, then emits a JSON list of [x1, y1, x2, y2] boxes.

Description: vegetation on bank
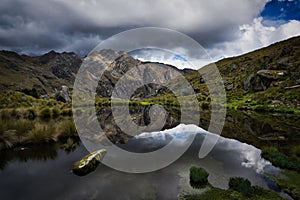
[[262, 146, 300, 172], [182, 166, 284, 200], [0, 106, 77, 150], [261, 146, 300, 199], [181, 186, 284, 200], [268, 170, 300, 200]]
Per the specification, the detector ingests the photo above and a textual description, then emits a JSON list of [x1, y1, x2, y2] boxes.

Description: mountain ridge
[[0, 35, 299, 111]]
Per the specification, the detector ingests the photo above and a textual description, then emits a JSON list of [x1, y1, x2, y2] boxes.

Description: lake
[[0, 120, 291, 200]]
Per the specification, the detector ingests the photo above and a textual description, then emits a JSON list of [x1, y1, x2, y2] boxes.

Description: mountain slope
[[0, 50, 82, 97], [183, 36, 300, 111]]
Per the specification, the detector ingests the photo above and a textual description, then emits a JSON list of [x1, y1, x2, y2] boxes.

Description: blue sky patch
[[261, 0, 300, 22]]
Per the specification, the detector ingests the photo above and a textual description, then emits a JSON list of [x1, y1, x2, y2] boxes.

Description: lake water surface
[[0, 123, 288, 200]]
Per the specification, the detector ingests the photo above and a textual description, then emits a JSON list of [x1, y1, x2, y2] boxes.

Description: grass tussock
[[27, 124, 56, 143], [57, 120, 77, 137], [61, 137, 77, 152], [52, 107, 60, 118], [39, 108, 52, 118]]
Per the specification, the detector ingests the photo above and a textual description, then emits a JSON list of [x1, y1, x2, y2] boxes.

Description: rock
[[72, 149, 107, 176], [41, 94, 50, 100], [257, 70, 286, 80], [20, 96, 27, 101], [230, 63, 237, 70], [244, 70, 287, 91], [226, 83, 234, 91], [7, 98, 12, 104], [200, 78, 205, 83], [61, 85, 71, 102], [243, 74, 255, 90], [226, 115, 234, 122], [272, 100, 283, 106], [279, 46, 292, 57], [277, 57, 289, 68], [55, 85, 71, 102], [222, 80, 227, 84], [193, 87, 200, 93]]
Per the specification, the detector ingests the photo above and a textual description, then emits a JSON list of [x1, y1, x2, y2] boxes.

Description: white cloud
[[207, 17, 300, 59], [131, 48, 212, 69]]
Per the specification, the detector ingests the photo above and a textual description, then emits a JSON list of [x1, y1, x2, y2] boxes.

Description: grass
[[57, 120, 77, 137], [181, 177, 284, 200], [27, 124, 56, 143], [60, 137, 77, 152], [39, 108, 51, 118], [261, 147, 300, 171], [0, 117, 77, 149], [181, 187, 283, 200], [269, 170, 300, 200], [52, 107, 60, 118]]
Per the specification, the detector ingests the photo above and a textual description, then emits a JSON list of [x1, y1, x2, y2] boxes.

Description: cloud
[[0, 0, 299, 64], [130, 48, 211, 69], [0, 0, 268, 56], [207, 17, 300, 58]]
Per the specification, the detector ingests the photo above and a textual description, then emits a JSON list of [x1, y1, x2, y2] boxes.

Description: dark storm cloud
[[0, 0, 291, 59]]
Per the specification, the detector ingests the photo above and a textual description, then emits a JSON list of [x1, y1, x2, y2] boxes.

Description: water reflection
[[0, 107, 299, 199], [94, 106, 300, 151]]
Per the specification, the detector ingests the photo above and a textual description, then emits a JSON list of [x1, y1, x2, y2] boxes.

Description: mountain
[[91, 50, 192, 98], [0, 35, 299, 111], [0, 49, 194, 99], [0, 50, 82, 97]]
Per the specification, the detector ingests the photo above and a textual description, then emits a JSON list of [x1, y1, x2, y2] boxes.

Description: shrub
[[52, 107, 60, 118], [61, 109, 72, 116], [189, 166, 209, 187], [228, 177, 253, 197], [39, 108, 51, 118]]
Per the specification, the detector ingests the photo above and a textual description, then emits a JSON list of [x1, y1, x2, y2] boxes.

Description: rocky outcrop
[[257, 70, 286, 80], [91, 50, 192, 98], [55, 85, 71, 102], [244, 70, 286, 91]]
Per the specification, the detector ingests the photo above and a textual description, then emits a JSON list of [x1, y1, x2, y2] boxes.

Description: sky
[[0, 0, 299, 68]]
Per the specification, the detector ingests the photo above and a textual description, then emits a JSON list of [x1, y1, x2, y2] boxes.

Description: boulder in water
[[72, 149, 107, 176]]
